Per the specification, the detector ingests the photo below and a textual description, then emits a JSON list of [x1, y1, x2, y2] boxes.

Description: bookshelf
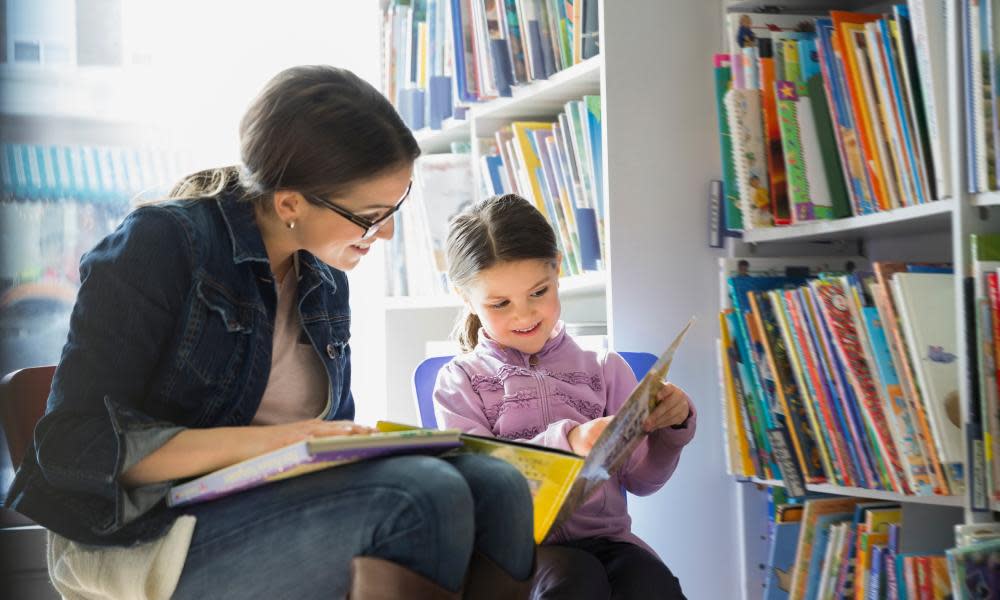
[[377, 2, 734, 598], [718, 1, 1000, 598]]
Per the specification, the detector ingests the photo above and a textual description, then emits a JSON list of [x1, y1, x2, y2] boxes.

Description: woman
[[5, 66, 535, 600]]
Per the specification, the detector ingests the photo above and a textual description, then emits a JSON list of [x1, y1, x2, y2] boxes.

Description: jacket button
[[326, 343, 337, 359]]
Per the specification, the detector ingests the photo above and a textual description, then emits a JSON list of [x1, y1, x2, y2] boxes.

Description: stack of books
[[380, 0, 600, 131], [762, 494, 964, 599], [713, 5, 952, 234], [719, 256, 961, 498]]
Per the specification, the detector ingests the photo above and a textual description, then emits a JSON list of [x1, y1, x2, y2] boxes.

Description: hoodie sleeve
[[433, 360, 580, 452], [603, 351, 697, 496]]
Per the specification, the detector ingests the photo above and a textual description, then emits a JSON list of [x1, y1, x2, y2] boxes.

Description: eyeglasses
[[306, 180, 413, 239]]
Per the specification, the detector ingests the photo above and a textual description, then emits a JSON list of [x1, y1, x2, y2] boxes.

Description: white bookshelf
[[745, 478, 965, 508], [719, 1, 1000, 598], [741, 199, 955, 243], [412, 119, 471, 154], [972, 191, 1000, 207]]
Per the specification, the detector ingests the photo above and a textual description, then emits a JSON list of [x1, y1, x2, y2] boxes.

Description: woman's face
[[297, 164, 412, 271]]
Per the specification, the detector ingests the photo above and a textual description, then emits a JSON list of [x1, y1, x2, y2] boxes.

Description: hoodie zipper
[[526, 352, 550, 432]]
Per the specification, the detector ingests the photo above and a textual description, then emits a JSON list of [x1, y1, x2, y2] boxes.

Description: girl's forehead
[[470, 259, 557, 294]]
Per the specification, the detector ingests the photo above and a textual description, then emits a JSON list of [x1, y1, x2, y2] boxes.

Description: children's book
[[804, 511, 852, 599], [405, 318, 697, 544], [892, 272, 964, 491], [166, 427, 463, 507], [545, 318, 696, 534], [946, 538, 1000, 598], [790, 497, 865, 600], [725, 88, 774, 230], [765, 520, 803, 599]]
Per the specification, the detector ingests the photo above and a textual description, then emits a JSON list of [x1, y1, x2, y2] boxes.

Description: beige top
[[253, 255, 330, 425]]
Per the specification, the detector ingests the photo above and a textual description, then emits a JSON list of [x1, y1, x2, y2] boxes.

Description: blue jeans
[[172, 454, 534, 598]]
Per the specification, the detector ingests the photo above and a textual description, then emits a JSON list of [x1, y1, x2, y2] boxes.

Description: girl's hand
[[246, 419, 375, 458], [642, 383, 691, 433], [568, 416, 615, 456]]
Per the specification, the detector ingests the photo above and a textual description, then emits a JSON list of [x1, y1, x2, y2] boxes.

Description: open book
[[166, 428, 462, 507], [385, 317, 695, 543]]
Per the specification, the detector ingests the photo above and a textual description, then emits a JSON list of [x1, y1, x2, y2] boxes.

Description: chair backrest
[[0, 366, 55, 470], [412, 351, 658, 429]]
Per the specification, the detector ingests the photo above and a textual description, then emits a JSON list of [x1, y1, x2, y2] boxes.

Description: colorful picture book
[[166, 427, 463, 507]]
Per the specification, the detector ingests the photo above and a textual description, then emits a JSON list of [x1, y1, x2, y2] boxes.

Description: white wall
[[602, 1, 739, 598]]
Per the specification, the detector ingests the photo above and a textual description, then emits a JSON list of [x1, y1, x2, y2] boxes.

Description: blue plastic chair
[[412, 351, 657, 429]]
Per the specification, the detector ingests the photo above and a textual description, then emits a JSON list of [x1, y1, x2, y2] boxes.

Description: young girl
[[434, 194, 696, 599]]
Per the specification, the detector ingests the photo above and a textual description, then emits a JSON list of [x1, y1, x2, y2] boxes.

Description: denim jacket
[[5, 187, 355, 546]]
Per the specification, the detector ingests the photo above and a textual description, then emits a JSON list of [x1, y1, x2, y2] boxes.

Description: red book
[[814, 280, 908, 493]]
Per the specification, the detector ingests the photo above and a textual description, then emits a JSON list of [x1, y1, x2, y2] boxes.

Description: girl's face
[[462, 258, 561, 355], [295, 165, 412, 271]]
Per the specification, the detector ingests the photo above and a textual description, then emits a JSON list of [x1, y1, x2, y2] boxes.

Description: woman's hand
[[244, 419, 375, 458], [567, 416, 615, 456], [642, 383, 691, 433], [120, 419, 375, 488]]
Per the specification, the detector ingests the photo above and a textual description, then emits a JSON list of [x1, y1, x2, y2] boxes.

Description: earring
[[287, 221, 296, 230]]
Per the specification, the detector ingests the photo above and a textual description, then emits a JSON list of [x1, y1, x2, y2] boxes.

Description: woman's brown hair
[[446, 194, 559, 352], [169, 65, 420, 208]]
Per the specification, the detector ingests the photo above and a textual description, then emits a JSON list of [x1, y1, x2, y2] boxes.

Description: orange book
[[831, 11, 892, 211], [760, 57, 791, 224], [873, 262, 951, 494]]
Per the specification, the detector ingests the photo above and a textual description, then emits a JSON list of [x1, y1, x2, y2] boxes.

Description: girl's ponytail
[[455, 310, 482, 353]]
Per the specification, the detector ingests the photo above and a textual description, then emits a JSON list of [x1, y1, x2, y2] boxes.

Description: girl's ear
[[454, 286, 475, 312]]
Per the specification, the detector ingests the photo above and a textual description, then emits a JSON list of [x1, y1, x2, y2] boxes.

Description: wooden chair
[[0, 365, 59, 600], [1, 365, 56, 472]]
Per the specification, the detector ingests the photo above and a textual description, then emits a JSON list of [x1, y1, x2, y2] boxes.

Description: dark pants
[[172, 454, 534, 598], [532, 537, 686, 600]]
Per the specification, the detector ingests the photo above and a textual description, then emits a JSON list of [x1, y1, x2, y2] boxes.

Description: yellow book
[[510, 121, 556, 218], [459, 435, 584, 543], [719, 309, 765, 477], [719, 311, 754, 476], [382, 317, 696, 543]]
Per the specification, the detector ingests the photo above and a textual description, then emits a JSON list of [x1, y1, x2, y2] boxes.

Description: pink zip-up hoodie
[[433, 322, 696, 553]]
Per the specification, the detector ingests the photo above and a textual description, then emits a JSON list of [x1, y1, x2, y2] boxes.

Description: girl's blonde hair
[[446, 194, 558, 352]]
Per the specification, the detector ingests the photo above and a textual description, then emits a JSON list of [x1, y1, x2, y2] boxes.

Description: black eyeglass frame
[[305, 179, 413, 239]]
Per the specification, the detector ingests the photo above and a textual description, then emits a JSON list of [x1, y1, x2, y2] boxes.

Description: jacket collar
[[476, 321, 568, 364], [215, 191, 339, 288]]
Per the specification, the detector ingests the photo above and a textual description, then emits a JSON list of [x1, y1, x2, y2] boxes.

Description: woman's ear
[[272, 190, 305, 226]]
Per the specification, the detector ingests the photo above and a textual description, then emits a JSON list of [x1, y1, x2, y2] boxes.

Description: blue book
[[426, 75, 453, 130], [867, 545, 885, 600], [805, 512, 852, 599], [764, 521, 802, 599], [885, 524, 901, 600], [483, 155, 505, 195], [449, 0, 476, 102], [489, 38, 514, 97], [816, 18, 878, 214], [398, 87, 426, 131], [525, 19, 548, 81]]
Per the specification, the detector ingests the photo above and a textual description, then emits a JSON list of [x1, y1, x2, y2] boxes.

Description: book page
[[547, 317, 696, 533]]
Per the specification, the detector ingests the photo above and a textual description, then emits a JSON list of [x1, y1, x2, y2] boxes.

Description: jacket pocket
[[179, 278, 255, 387]]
